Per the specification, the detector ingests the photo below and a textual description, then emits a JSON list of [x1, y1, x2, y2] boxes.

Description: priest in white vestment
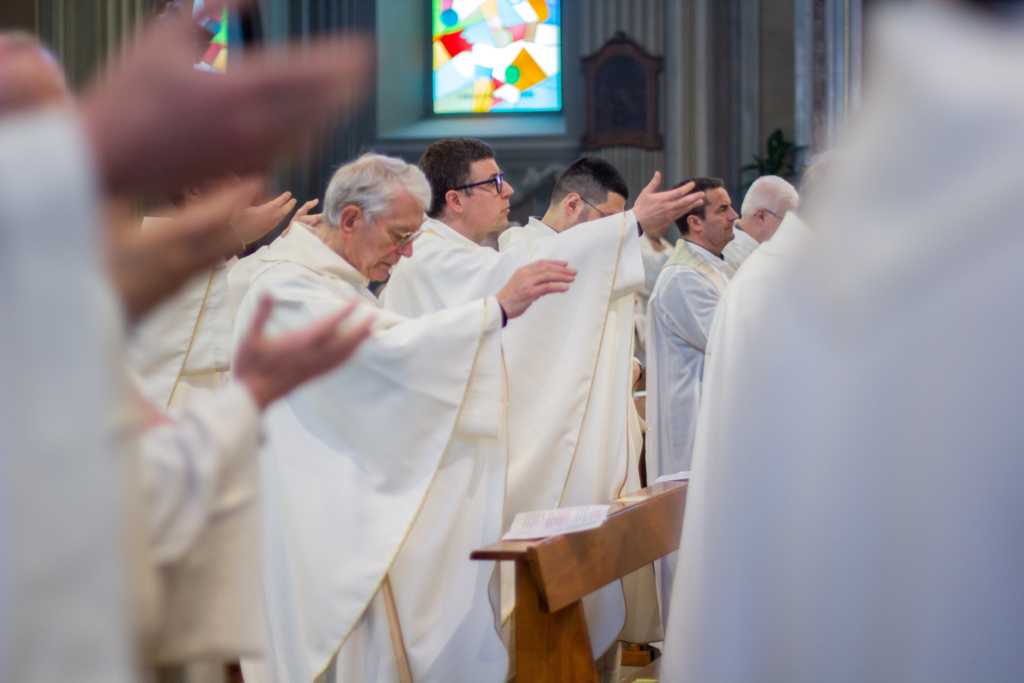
[[645, 177, 737, 622], [497, 157, 664, 645], [723, 175, 799, 276], [662, 3, 1024, 680], [383, 139, 703, 655], [233, 154, 573, 683]]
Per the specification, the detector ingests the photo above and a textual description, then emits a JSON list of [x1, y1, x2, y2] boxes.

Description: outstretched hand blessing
[[631, 171, 706, 233]]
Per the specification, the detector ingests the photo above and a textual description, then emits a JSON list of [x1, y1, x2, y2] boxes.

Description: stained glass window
[[432, 0, 561, 114], [193, 0, 230, 74]]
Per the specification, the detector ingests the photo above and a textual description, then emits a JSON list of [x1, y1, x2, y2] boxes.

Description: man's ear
[[564, 193, 583, 215], [445, 189, 464, 215], [183, 184, 203, 202], [687, 214, 703, 234], [338, 204, 362, 236]]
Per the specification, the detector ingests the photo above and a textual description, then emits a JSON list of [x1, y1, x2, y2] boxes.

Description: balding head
[[737, 175, 799, 243], [0, 31, 70, 115]]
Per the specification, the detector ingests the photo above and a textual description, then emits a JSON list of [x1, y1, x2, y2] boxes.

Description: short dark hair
[[675, 177, 725, 234], [419, 138, 496, 218], [550, 157, 630, 207]]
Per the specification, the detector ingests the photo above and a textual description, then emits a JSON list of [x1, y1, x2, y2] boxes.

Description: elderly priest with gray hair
[[723, 175, 799, 276], [231, 153, 575, 683]]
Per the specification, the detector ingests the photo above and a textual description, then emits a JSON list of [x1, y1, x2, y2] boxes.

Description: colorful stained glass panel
[[193, 0, 230, 74], [432, 0, 561, 114]]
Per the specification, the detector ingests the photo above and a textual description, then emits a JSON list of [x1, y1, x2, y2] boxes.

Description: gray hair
[[323, 153, 432, 228], [741, 175, 800, 218]]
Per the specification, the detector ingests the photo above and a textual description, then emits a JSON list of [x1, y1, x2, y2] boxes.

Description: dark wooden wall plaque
[[581, 32, 664, 150]]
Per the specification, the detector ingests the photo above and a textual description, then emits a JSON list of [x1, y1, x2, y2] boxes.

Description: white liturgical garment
[[231, 224, 507, 683], [138, 381, 264, 662], [500, 216, 655, 644], [646, 239, 730, 481], [129, 221, 235, 413], [382, 214, 644, 656], [497, 215, 555, 250], [662, 4, 1024, 681], [722, 225, 758, 277], [0, 111, 134, 683]]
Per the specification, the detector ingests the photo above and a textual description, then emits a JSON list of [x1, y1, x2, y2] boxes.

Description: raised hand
[[495, 259, 577, 319], [232, 295, 374, 410], [233, 190, 297, 244], [631, 172, 706, 233], [293, 199, 321, 226], [80, 11, 373, 197]]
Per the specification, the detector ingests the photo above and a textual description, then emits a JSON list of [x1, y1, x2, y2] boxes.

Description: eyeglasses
[[454, 172, 504, 195], [763, 208, 784, 220], [580, 196, 608, 218], [391, 228, 423, 248]]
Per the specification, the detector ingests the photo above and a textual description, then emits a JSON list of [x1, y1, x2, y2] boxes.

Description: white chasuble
[[497, 215, 556, 250], [501, 218, 656, 644], [382, 214, 644, 656], [231, 225, 507, 683], [0, 111, 135, 683], [129, 217, 235, 413], [665, 5, 1024, 681]]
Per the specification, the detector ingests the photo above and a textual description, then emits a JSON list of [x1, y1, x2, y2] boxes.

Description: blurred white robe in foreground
[[0, 111, 134, 683], [232, 224, 507, 683], [662, 4, 1024, 681], [138, 381, 264, 663], [382, 213, 644, 655]]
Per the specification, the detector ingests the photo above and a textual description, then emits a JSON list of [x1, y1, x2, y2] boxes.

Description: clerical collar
[[260, 222, 370, 288], [527, 216, 558, 235], [422, 217, 479, 247], [684, 239, 725, 260]]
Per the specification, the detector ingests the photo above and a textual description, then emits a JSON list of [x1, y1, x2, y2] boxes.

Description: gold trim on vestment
[[166, 268, 216, 409], [382, 574, 414, 683], [664, 240, 728, 295]]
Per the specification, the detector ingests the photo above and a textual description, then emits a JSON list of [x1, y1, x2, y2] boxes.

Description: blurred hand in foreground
[[80, 10, 374, 197]]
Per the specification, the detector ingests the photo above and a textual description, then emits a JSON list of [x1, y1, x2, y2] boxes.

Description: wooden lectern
[[470, 481, 688, 683]]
